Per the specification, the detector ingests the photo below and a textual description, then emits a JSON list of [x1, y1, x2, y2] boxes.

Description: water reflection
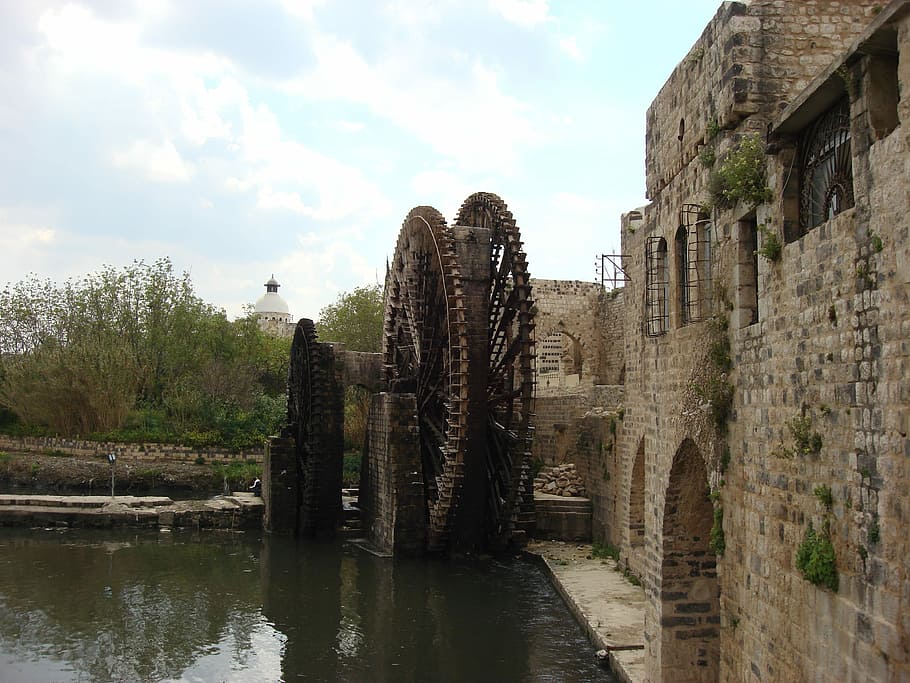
[[0, 529, 611, 682]]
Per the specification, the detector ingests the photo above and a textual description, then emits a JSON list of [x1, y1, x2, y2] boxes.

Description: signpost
[[108, 453, 116, 498]]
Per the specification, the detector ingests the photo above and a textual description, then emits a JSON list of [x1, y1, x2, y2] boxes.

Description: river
[[0, 528, 613, 682]]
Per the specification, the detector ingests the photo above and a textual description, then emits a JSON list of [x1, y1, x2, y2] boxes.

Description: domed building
[[254, 275, 295, 338]]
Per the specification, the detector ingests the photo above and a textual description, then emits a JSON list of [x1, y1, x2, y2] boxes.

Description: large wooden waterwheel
[[284, 318, 342, 536], [455, 192, 536, 548], [383, 195, 535, 552]]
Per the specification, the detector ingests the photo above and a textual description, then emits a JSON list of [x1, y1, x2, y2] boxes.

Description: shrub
[[757, 224, 782, 262], [710, 506, 726, 555], [342, 450, 361, 488], [796, 521, 838, 591], [708, 134, 773, 209]]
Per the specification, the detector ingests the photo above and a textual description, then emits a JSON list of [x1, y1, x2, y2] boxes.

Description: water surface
[[0, 528, 612, 682]]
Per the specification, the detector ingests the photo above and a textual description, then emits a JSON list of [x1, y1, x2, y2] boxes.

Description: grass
[[592, 541, 620, 562]]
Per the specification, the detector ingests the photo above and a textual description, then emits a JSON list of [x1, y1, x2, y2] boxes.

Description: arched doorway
[[660, 439, 719, 683]]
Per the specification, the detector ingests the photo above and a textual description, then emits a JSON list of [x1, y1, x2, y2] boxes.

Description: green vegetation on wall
[[708, 134, 773, 209], [796, 520, 838, 591]]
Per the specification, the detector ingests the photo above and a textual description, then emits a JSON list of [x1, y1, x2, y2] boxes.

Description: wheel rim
[[383, 206, 468, 549], [454, 192, 535, 545]]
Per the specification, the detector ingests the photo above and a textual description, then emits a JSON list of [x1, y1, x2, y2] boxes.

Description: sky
[[0, 0, 724, 320]]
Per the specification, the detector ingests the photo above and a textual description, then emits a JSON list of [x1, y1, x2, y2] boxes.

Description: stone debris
[[534, 463, 586, 497]]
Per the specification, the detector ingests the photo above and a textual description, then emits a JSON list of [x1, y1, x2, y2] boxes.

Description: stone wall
[[0, 435, 263, 463], [532, 386, 624, 467], [359, 393, 425, 555], [606, 2, 901, 682], [532, 279, 624, 394]]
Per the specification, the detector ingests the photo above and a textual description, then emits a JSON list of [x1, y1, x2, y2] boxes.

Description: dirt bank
[[0, 450, 255, 495]]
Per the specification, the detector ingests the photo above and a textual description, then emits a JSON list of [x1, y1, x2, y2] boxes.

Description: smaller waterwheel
[[284, 318, 342, 536]]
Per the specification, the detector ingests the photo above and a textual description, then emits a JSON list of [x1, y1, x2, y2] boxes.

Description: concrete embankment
[[0, 493, 263, 530], [526, 540, 647, 683]]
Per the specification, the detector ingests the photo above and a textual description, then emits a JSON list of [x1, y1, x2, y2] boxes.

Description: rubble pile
[[533, 463, 586, 497]]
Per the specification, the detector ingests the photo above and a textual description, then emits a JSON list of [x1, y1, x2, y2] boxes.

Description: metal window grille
[[799, 97, 853, 232], [645, 236, 669, 336], [680, 204, 712, 323]]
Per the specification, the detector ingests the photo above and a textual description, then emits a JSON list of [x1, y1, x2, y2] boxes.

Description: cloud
[[0, 211, 57, 255], [558, 35, 584, 61], [111, 139, 196, 183], [285, 33, 542, 175], [489, 0, 551, 28]]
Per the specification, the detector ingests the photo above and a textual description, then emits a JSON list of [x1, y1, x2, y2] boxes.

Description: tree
[[0, 259, 291, 446], [316, 284, 383, 352]]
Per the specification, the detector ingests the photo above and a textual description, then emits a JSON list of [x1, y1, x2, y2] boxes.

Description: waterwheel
[[383, 206, 469, 550], [284, 318, 342, 536], [383, 195, 535, 551], [454, 192, 536, 548]]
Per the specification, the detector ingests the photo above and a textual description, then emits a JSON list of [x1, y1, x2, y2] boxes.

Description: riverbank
[[0, 492, 263, 530], [526, 540, 647, 683], [0, 449, 258, 495]]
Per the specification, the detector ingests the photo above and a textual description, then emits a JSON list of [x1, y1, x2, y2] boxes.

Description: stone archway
[[659, 438, 719, 683], [627, 437, 646, 576]]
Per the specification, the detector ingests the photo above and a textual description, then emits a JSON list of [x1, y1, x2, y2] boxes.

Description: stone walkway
[[526, 540, 646, 683], [0, 493, 263, 530]]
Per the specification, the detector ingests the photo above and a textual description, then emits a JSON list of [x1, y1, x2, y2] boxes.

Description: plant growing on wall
[[796, 520, 838, 591], [773, 412, 823, 458], [756, 224, 782, 261], [690, 316, 735, 432], [710, 505, 726, 555], [708, 134, 773, 209]]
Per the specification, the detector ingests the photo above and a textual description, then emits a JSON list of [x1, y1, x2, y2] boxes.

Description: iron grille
[[799, 97, 854, 232], [680, 204, 712, 323], [645, 236, 669, 336]]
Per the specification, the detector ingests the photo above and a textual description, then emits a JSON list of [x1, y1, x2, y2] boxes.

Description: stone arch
[[534, 323, 589, 394], [627, 437, 646, 576], [660, 438, 719, 683], [560, 328, 584, 377]]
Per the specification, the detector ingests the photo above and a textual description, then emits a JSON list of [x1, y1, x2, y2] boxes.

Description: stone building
[[254, 275, 295, 338], [579, 1, 910, 681]]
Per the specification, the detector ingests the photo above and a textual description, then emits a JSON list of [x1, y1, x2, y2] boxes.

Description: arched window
[[645, 237, 669, 336], [799, 97, 853, 232], [678, 204, 712, 324]]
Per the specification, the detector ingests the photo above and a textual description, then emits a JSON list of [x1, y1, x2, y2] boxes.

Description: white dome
[[254, 291, 290, 314], [254, 275, 290, 315]]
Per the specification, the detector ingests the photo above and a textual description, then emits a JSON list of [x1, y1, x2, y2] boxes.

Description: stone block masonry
[[359, 393, 425, 555], [0, 435, 263, 464], [600, 2, 906, 682]]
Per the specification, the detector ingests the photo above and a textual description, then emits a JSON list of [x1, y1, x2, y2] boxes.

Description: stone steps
[[533, 493, 592, 541]]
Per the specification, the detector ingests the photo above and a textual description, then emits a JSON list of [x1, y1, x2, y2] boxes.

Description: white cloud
[[335, 120, 365, 132], [256, 187, 314, 215], [559, 35, 584, 61], [285, 34, 541, 175], [410, 169, 480, 218], [111, 139, 196, 183], [489, 0, 551, 28], [0, 213, 56, 252]]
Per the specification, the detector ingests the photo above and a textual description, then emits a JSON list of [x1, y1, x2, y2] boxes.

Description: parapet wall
[[0, 435, 263, 463]]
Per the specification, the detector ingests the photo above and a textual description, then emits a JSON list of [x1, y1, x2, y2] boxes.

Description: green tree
[[0, 259, 290, 447], [316, 284, 383, 352]]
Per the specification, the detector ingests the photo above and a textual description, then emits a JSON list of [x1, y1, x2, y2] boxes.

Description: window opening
[[799, 97, 853, 232], [645, 236, 669, 336], [679, 204, 712, 323], [675, 226, 689, 326]]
